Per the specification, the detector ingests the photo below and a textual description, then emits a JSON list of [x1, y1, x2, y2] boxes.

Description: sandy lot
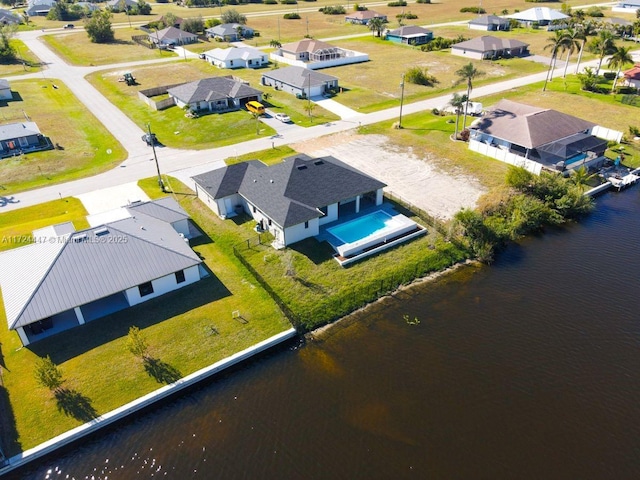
[[293, 132, 486, 221]]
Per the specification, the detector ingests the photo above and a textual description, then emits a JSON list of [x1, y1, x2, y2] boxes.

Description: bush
[[280, 0, 297, 4], [431, 108, 440, 115], [603, 71, 617, 80], [387, 0, 407, 6], [319, 5, 345, 13], [586, 6, 604, 17], [283, 12, 300, 18], [416, 0, 431, 3], [405, 66, 439, 86], [264, 0, 277, 3], [460, 6, 485, 13], [616, 86, 636, 95], [629, 125, 640, 137], [397, 11, 418, 19]]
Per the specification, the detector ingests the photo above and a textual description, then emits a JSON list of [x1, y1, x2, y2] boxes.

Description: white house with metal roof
[[25, 0, 55, 16], [203, 46, 268, 69], [506, 7, 569, 28], [0, 198, 204, 346], [612, 0, 640, 13], [261, 66, 338, 98], [0, 79, 11, 100], [451, 36, 529, 60], [468, 14, 511, 31], [192, 154, 386, 249], [270, 39, 368, 70]]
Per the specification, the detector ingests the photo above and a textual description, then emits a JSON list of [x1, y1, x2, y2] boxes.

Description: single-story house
[[261, 66, 338, 98], [345, 10, 387, 25], [506, 7, 569, 28], [0, 121, 51, 158], [204, 46, 268, 69], [0, 198, 204, 346], [76, 2, 101, 13], [468, 14, 511, 31], [206, 23, 254, 42], [612, 0, 640, 13], [0, 79, 11, 100], [149, 26, 198, 47], [469, 99, 610, 172], [270, 38, 369, 69], [106, 0, 137, 12], [0, 8, 21, 25], [167, 76, 262, 112], [451, 36, 529, 60], [25, 0, 55, 16], [385, 25, 433, 45], [192, 154, 386, 249], [622, 64, 640, 90]]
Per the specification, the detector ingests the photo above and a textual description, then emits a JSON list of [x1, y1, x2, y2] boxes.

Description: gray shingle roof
[[387, 26, 432, 37], [452, 36, 528, 53], [469, 14, 510, 26], [0, 122, 41, 142], [206, 23, 253, 37], [0, 9, 20, 24], [261, 66, 337, 89], [471, 99, 595, 149], [193, 155, 386, 228], [0, 215, 201, 329], [168, 76, 262, 104], [155, 26, 198, 42]]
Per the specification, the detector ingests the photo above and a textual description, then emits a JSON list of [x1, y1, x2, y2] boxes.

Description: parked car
[[63, 24, 74, 29], [274, 113, 291, 123], [199, 53, 206, 60], [141, 133, 158, 146]]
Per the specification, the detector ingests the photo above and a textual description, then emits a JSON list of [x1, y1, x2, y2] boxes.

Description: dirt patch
[[293, 132, 486, 220]]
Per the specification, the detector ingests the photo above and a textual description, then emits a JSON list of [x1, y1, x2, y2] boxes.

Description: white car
[[274, 113, 291, 123]]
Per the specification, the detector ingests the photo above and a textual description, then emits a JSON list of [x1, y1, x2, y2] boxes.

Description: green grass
[[0, 179, 290, 454], [225, 145, 297, 166], [1, 39, 43, 77], [0, 198, 89, 251], [0, 79, 126, 194]]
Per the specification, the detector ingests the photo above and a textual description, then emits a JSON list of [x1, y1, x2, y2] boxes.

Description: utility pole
[[398, 73, 405, 129], [307, 71, 312, 122], [147, 123, 164, 191]]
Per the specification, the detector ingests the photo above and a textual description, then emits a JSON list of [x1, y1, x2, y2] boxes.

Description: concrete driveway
[[311, 96, 361, 120]]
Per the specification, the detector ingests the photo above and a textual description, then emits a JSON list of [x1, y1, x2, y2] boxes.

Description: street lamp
[[147, 123, 164, 191], [398, 73, 405, 129]]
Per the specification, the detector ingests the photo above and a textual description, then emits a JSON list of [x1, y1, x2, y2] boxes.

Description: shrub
[[586, 6, 604, 17], [264, 0, 277, 3], [603, 71, 617, 80], [280, 0, 297, 4], [353, 3, 367, 10], [405, 66, 439, 86], [460, 6, 485, 13], [629, 126, 640, 137], [283, 12, 301, 18], [387, 0, 407, 6], [431, 108, 440, 115], [34, 355, 64, 393], [397, 11, 418, 19], [525, 0, 558, 2], [616, 86, 636, 95], [416, 0, 431, 3], [319, 5, 345, 13]]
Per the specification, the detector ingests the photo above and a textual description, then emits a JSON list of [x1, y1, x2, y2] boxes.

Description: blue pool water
[[328, 211, 395, 244]]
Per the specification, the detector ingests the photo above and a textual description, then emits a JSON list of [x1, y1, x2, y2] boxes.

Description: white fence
[[469, 140, 543, 175], [591, 125, 623, 143], [269, 50, 369, 70]]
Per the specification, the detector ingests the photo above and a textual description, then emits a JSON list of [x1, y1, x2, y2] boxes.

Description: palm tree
[[543, 30, 568, 90], [574, 21, 597, 74], [589, 29, 616, 75], [561, 27, 583, 78], [607, 45, 633, 92], [454, 62, 484, 130], [368, 17, 385, 38], [449, 93, 466, 140], [269, 39, 282, 49]]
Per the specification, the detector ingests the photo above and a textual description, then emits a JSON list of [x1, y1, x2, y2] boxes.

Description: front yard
[[2, 39, 42, 77]]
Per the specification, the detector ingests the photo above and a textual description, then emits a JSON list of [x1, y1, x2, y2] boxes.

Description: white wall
[[590, 125, 623, 143], [196, 186, 222, 217], [269, 51, 369, 70], [451, 48, 484, 60], [125, 265, 201, 307], [318, 203, 338, 226], [469, 139, 543, 174], [283, 218, 319, 246], [171, 218, 190, 237], [468, 24, 490, 31]]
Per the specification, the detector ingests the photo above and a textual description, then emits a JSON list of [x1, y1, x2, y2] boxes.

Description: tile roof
[[261, 66, 337, 89], [193, 155, 386, 228], [470, 99, 595, 149], [624, 64, 640, 81], [0, 122, 41, 142], [452, 35, 528, 52], [168, 76, 262, 104]]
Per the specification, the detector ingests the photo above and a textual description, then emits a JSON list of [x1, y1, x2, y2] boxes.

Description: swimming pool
[[328, 211, 398, 244]]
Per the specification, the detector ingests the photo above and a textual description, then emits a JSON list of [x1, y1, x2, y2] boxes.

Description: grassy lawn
[[0, 198, 89, 251], [0, 79, 126, 194], [42, 27, 176, 66], [0, 180, 291, 454], [226, 145, 297, 165], [1, 39, 42, 77]]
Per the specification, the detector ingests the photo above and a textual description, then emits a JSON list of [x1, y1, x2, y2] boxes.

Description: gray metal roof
[[0, 78, 9, 90], [387, 26, 432, 37], [471, 99, 595, 149], [126, 197, 189, 224], [469, 15, 510, 26], [0, 215, 201, 330], [452, 36, 528, 53], [261, 66, 337, 89], [0, 9, 20, 24], [0, 122, 41, 142], [168, 76, 262, 104], [193, 155, 386, 228], [206, 23, 253, 36]]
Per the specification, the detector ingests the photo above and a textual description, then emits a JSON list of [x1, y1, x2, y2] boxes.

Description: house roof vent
[[270, 179, 274, 183], [95, 227, 109, 236], [73, 234, 88, 243], [297, 165, 307, 170], [314, 160, 324, 166]]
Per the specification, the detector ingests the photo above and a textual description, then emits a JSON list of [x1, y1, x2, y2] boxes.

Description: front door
[[224, 197, 234, 215]]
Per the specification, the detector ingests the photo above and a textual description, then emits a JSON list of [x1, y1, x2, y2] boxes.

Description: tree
[[0, 24, 17, 62], [182, 16, 204, 34], [221, 9, 246, 25], [162, 11, 178, 29], [205, 18, 221, 29], [34, 355, 64, 393], [404, 66, 438, 86], [607, 45, 633, 92], [561, 27, 582, 78], [543, 30, 568, 90], [574, 21, 596, 74], [449, 93, 466, 140], [136, 0, 151, 15], [368, 16, 386, 37], [454, 62, 484, 130], [577, 66, 599, 92], [270, 39, 282, 48], [589, 29, 616, 75], [127, 326, 150, 360], [570, 166, 595, 191], [85, 10, 115, 43]]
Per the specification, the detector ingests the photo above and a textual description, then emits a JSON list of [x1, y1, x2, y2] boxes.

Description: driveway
[[76, 182, 150, 214], [311, 96, 361, 120]]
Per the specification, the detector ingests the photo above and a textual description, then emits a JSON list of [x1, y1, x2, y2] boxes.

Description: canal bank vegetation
[[452, 166, 594, 263]]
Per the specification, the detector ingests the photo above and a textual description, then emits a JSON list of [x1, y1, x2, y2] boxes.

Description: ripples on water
[[16, 191, 640, 479]]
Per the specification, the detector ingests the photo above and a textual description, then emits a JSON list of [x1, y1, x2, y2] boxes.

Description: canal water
[[15, 190, 640, 479]]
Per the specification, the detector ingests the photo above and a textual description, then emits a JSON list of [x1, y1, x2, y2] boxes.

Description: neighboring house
[[451, 36, 529, 60], [106, 0, 137, 12], [204, 46, 268, 69], [167, 76, 262, 112], [468, 14, 511, 31], [612, 0, 640, 13], [270, 38, 369, 69], [385, 26, 433, 45], [206, 23, 254, 42], [149, 26, 198, 47], [506, 7, 569, 28], [0, 8, 21, 25], [622, 64, 640, 91], [0, 79, 11, 100], [25, 0, 56, 16], [0, 198, 204, 346], [468, 99, 613, 173], [76, 2, 101, 13], [192, 154, 386, 249], [344, 10, 387, 25], [0, 121, 51, 158], [261, 66, 338, 98]]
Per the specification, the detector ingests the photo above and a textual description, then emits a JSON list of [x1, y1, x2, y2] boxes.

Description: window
[[252, 206, 257, 213], [304, 221, 309, 229], [268, 219, 272, 226], [175, 270, 186, 284], [138, 281, 154, 297]]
